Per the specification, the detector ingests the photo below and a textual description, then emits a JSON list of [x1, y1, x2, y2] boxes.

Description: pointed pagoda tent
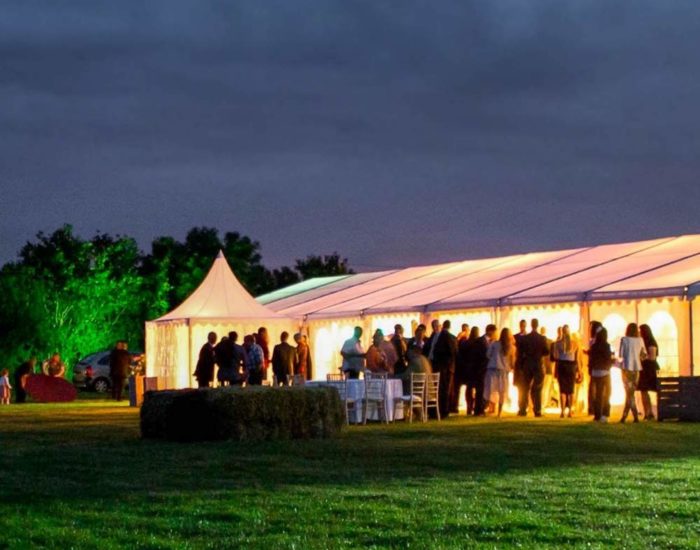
[[146, 251, 298, 389]]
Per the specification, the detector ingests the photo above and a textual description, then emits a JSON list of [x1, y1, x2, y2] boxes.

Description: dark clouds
[[1, 1, 700, 270]]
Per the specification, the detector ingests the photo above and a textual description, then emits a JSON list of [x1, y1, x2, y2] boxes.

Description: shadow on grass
[[1, 402, 699, 505]]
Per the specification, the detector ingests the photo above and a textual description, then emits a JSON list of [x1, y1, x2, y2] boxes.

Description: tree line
[[0, 225, 352, 372]]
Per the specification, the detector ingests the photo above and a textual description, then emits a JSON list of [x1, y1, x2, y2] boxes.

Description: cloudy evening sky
[[1, 1, 700, 271]]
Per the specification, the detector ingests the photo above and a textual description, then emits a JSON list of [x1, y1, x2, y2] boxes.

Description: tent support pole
[[188, 320, 193, 388], [689, 299, 695, 377]]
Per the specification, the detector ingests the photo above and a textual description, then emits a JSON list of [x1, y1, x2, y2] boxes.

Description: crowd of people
[[193, 327, 312, 388], [338, 317, 661, 422]]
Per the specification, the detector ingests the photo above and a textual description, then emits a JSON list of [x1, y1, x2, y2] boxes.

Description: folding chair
[[426, 372, 441, 421], [394, 373, 426, 423], [363, 373, 388, 424]]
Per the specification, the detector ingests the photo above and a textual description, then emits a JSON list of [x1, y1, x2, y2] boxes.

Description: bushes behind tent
[[140, 386, 345, 442]]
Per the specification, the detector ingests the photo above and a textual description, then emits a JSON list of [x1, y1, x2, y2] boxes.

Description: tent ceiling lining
[[259, 235, 700, 316]]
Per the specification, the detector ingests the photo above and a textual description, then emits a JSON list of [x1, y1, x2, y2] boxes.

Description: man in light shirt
[[341, 326, 367, 379]]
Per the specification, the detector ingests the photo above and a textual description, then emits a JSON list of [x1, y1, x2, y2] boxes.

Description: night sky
[[2, 2, 700, 271]]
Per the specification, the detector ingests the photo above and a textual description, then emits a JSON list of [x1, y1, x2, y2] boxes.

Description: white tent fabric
[[157, 250, 290, 321], [147, 251, 296, 389], [258, 235, 700, 317]]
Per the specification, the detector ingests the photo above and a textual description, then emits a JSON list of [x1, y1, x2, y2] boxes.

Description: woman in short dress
[[483, 328, 515, 417], [638, 324, 660, 420], [554, 325, 580, 418]]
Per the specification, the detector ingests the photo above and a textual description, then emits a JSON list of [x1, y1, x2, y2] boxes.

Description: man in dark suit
[[423, 319, 442, 361], [518, 319, 550, 416], [194, 332, 217, 388], [272, 331, 296, 386], [432, 320, 458, 418], [513, 319, 528, 389], [109, 341, 131, 401]]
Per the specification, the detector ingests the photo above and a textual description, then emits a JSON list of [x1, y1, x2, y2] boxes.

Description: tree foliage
[[0, 225, 352, 374]]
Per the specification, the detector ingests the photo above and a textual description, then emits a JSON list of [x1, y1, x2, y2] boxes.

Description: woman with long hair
[[589, 327, 613, 423], [638, 324, 660, 420], [483, 328, 515, 417], [619, 323, 647, 423], [554, 325, 580, 418]]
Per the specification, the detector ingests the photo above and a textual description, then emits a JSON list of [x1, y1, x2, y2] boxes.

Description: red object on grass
[[25, 374, 78, 403]]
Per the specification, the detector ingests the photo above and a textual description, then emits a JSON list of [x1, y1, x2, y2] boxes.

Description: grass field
[[1, 400, 699, 549]]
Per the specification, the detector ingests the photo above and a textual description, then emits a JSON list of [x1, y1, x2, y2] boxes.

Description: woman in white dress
[[619, 323, 647, 423], [483, 328, 515, 417]]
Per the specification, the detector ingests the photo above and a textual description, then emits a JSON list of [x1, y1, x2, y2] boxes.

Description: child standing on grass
[[0, 368, 12, 404]]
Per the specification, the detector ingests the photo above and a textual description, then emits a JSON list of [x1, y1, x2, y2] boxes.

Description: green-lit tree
[[0, 226, 146, 375]]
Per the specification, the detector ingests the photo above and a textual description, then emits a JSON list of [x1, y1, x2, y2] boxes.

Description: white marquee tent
[[258, 234, 700, 386], [146, 251, 298, 389]]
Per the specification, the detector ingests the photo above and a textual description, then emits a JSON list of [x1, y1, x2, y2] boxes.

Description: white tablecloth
[[307, 379, 405, 423]]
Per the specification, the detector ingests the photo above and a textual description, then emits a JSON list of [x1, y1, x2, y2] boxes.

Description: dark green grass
[[1, 400, 699, 549]]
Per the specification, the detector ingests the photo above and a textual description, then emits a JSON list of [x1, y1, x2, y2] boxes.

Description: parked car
[[73, 350, 144, 393]]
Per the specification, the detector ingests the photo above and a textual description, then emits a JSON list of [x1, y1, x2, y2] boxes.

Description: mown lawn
[[1, 400, 699, 549]]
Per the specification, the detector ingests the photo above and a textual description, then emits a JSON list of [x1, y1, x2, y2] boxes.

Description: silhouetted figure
[[589, 328, 613, 423], [194, 332, 217, 388], [109, 341, 131, 401], [14, 358, 36, 404], [294, 333, 312, 379], [638, 324, 659, 420], [432, 320, 457, 418], [272, 331, 296, 386], [340, 326, 366, 380], [244, 334, 265, 385], [518, 319, 550, 417], [391, 324, 408, 377]]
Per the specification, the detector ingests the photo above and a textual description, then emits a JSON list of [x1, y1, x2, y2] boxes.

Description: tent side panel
[[146, 320, 190, 389]]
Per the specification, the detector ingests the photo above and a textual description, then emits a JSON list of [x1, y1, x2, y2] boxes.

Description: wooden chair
[[394, 373, 426, 423], [326, 373, 345, 382], [425, 372, 441, 421], [363, 373, 388, 424], [290, 374, 305, 386]]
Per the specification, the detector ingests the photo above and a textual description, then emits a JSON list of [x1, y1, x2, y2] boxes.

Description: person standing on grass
[[483, 328, 515, 418], [553, 325, 580, 418], [513, 319, 528, 395], [13, 357, 35, 404], [619, 323, 647, 423], [589, 328, 613, 423], [272, 331, 296, 386], [518, 319, 550, 417], [256, 327, 271, 382], [464, 325, 496, 416], [450, 324, 470, 413], [638, 324, 660, 420], [424, 319, 442, 362], [586, 320, 603, 415], [194, 332, 217, 388], [0, 369, 12, 404], [540, 326, 558, 410], [390, 324, 408, 377], [109, 341, 131, 401], [432, 319, 458, 418], [340, 326, 366, 379], [244, 334, 265, 385], [293, 333, 311, 379]]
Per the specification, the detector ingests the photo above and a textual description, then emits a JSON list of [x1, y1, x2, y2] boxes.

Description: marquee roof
[[155, 251, 291, 322], [257, 235, 700, 318]]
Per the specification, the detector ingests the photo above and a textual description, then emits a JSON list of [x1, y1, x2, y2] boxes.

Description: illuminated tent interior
[[258, 235, 700, 402], [146, 251, 298, 389]]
